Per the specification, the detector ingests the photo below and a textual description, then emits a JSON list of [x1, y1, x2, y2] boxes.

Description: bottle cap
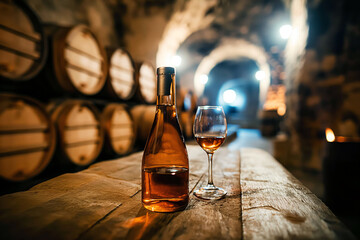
[[157, 67, 175, 95], [157, 66, 175, 75]]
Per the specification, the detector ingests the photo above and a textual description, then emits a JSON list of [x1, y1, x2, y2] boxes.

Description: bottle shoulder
[[142, 105, 189, 167]]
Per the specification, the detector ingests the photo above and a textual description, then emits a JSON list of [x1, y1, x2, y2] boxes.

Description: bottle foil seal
[[157, 67, 175, 95]]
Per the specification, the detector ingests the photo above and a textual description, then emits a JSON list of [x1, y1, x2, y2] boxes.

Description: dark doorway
[[203, 58, 260, 128]]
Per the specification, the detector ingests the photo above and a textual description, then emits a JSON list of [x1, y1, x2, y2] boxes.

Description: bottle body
[[142, 68, 189, 212]]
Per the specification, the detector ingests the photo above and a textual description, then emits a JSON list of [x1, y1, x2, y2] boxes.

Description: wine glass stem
[[207, 153, 214, 186]]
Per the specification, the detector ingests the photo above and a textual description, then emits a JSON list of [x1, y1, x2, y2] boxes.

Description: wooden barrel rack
[[0, 0, 47, 82], [48, 100, 104, 167], [0, 94, 56, 181], [0, 5, 163, 182], [134, 62, 156, 104], [101, 104, 135, 156]]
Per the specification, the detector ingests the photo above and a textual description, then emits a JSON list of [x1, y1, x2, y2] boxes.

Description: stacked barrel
[[0, 1, 163, 182], [0, 94, 56, 181]]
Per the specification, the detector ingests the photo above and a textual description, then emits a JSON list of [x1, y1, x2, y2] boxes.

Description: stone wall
[[285, 0, 360, 170], [342, 0, 360, 137]]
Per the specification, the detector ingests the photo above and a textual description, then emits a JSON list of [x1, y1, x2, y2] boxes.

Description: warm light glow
[[223, 89, 237, 104], [120, 212, 156, 239], [199, 74, 208, 85], [255, 70, 265, 81], [171, 55, 182, 67], [277, 103, 286, 116], [263, 85, 286, 111], [326, 128, 335, 142], [279, 24, 293, 39]]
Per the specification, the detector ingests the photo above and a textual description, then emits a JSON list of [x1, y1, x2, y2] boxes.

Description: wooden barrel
[[101, 104, 135, 156], [179, 111, 194, 140], [273, 133, 291, 166], [134, 62, 156, 104], [176, 88, 188, 113], [0, 94, 56, 181], [50, 25, 107, 96], [260, 109, 280, 137], [102, 48, 136, 100], [178, 89, 197, 139], [49, 100, 104, 167], [0, 1, 47, 82], [130, 105, 156, 145]]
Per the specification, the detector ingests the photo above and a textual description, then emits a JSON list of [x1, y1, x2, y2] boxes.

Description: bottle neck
[[156, 71, 175, 106], [157, 95, 174, 106]]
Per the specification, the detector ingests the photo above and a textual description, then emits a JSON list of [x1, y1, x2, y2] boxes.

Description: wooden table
[[0, 146, 355, 239]]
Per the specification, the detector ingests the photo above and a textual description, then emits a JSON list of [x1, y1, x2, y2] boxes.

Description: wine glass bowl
[[193, 106, 227, 200], [195, 135, 226, 153]]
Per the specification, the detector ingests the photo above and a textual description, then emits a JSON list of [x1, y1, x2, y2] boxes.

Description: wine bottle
[[142, 66, 189, 212]]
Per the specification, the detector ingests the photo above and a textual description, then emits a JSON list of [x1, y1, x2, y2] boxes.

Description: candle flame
[[325, 128, 335, 142], [277, 103, 286, 116]]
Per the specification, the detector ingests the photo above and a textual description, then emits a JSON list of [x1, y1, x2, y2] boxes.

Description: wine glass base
[[194, 186, 227, 200]]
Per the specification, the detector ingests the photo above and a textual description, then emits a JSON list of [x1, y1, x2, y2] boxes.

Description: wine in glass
[[193, 106, 227, 200]]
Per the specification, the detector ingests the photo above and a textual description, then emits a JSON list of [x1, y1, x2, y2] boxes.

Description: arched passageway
[[193, 38, 270, 108]]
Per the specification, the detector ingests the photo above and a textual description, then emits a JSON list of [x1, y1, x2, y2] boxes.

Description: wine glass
[[193, 106, 227, 200]]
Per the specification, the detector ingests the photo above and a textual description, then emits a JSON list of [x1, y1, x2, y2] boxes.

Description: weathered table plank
[[0, 146, 355, 239], [0, 173, 139, 239], [240, 148, 355, 239]]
